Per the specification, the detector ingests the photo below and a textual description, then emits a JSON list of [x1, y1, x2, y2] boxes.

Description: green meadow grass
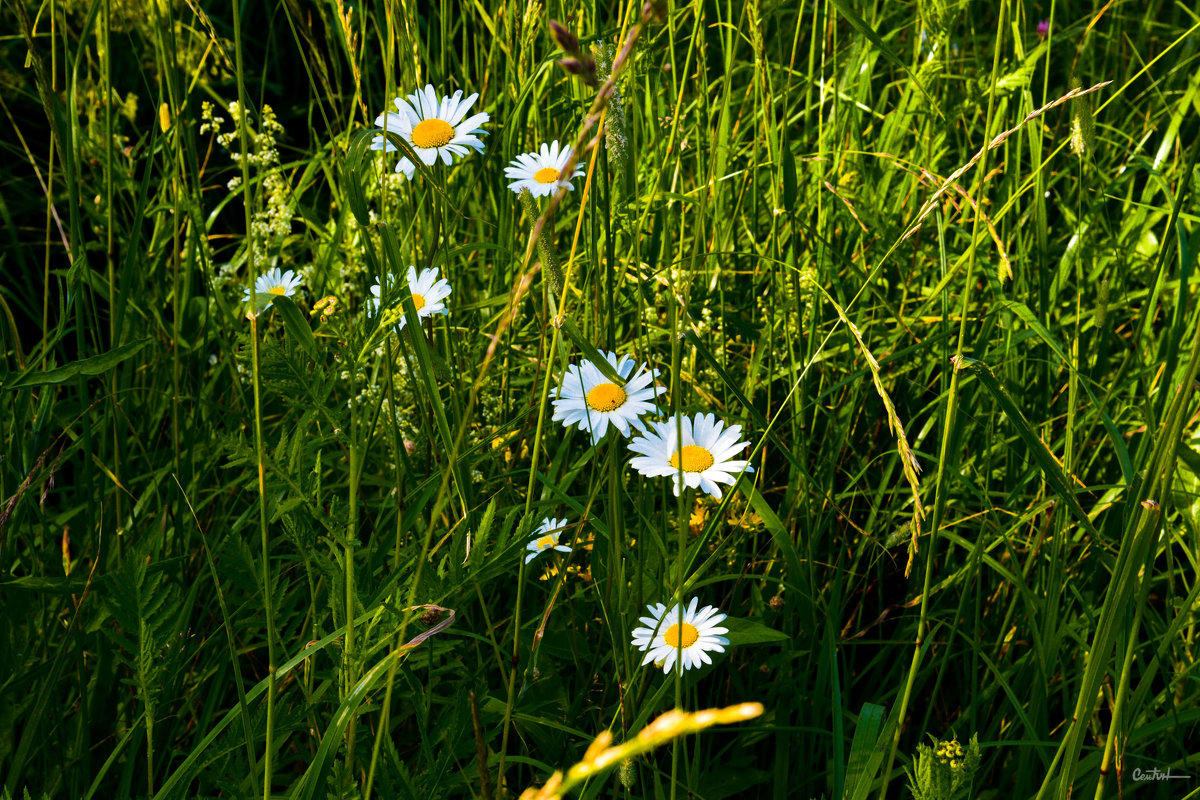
[[2, 0, 1199, 798]]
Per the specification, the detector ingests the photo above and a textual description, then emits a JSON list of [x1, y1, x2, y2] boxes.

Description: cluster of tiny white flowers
[[213, 261, 239, 289], [476, 385, 508, 430], [594, 43, 628, 169], [252, 171, 293, 240], [340, 359, 419, 446], [201, 100, 297, 279], [796, 265, 818, 293], [330, 203, 385, 295], [696, 304, 718, 336], [199, 100, 224, 135], [377, 395, 407, 431], [211, 101, 283, 167]]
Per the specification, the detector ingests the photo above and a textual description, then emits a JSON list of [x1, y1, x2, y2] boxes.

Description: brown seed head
[[549, 20, 579, 56]]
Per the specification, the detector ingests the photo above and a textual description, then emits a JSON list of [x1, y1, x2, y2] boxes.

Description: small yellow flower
[[311, 295, 339, 322]]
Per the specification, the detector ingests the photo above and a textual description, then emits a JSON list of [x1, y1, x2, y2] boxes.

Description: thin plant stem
[[877, 2, 1008, 797], [498, 111, 606, 790], [102, 0, 121, 540], [345, 395, 360, 779], [498, 313, 561, 794], [229, 1, 275, 795], [670, 296, 686, 800]]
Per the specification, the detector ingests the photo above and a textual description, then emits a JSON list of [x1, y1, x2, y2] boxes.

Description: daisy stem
[[248, 313, 275, 800], [498, 526, 535, 793], [498, 159, 583, 779], [230, 0, 274, 793], [608, 435, 624, 630], [102, 0, 121, 547], [670, 302, 687, 800], [498, 319, 563, 791], [345, 374, 361, 775]]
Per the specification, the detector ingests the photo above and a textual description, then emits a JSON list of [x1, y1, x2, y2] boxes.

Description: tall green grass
[[2, 0, 1198, 798]]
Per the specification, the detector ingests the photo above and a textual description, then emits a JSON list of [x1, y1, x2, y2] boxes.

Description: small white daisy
[[504, 140, 586, 197], [369, 266, 452, 330], [525, 517, 572, 564], [371, 84, 489, 179], [551, 350, 666, 444], [627, 412, 754, 499], [243, 268, 303, 311], [631, 597, 729, 673]]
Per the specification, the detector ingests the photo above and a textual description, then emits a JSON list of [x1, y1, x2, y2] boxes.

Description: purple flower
[[1037, 19, 1050, 38]]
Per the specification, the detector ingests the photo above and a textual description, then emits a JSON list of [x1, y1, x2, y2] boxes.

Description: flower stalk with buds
[[518, 703, 763, 800]]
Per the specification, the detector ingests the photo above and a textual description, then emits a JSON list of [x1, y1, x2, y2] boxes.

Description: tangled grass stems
[[3, 1, 1200, 798]]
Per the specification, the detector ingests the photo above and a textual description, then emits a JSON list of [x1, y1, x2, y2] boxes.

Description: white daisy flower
[[243, 268, 303, 311], [524, 517, 572, 564], [631, 597, 729, 673], [371, 84, 489, 179], [504, 140, 586, 197], [551, 350, 666, 444], [627, 412, 754, 499], [369, 266, 452, 330]]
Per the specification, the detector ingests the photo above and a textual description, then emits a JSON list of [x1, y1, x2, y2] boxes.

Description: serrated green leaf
[[472, 495, 498, 571]]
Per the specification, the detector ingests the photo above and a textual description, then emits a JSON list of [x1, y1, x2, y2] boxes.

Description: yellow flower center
[[410, 293, 427, 311], [661, 621, 699, 649], [668, 445, 714, 473], [267, 285, 288, 296], [536, 534, 557, 551], [585, 382, 627, 412], [534, 166, 560, 184], [411, 118, 455, 149]]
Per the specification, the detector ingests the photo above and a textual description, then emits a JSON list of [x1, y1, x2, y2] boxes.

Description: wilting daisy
[[371, 84, 489, 179], [628, 412, 753, 499], [552, 351, 665, 444], [243, 268, 303, 312], [369, 266, 452, 330], [631, 597, 729, 673], [504, 140, 586, 197], [525, 517, 572, 564]]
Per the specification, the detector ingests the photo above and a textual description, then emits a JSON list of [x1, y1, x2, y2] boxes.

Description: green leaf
[[559, 319, 623, 383], [827, 0, 940, 115], [294, 607, 457, 800], [0, 576, 89, 594], [999, 300, 1133, 483], [739, 476, 804, 582], [723, 616, 788, 646], [992, 41, 1048, 94], [1, 338, 151, 390], [843, 703, 887, 800], [344, 130, 377, 226], [781, 131, 797, 211], [957, 357, 1103, 542], [471, 495, 498, 571], [272, 295, 317, 361], [377, 223, 468, 516]]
